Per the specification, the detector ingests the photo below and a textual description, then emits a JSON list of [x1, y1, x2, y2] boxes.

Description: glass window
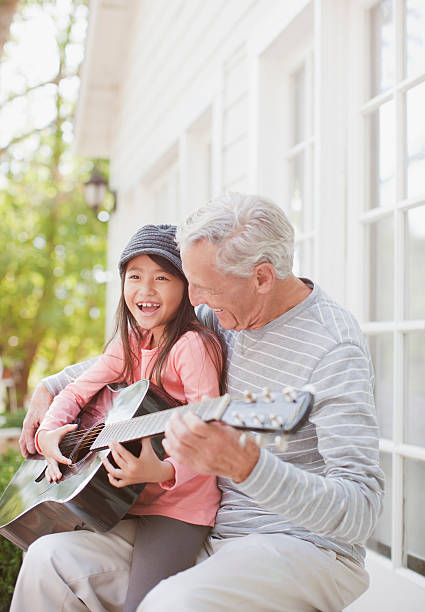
[[289, 154, 305, 233], [370, 0, 395, 97], [406, 82, 425, 199], [368, 216, 394, 321], [405, 332, 425, 446], [368, 333, 394, 439], [292, 66, 306, 146], [406, 206, 425, 319], [404, 458, 425, 576], [368, 100, 396, 208], [405, 0, 425, 79]]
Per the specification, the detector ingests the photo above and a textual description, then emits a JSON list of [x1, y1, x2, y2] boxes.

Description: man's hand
[[19, 383, 53, 458], [163, 413, 260, 483], [102, 438, 175, 488]]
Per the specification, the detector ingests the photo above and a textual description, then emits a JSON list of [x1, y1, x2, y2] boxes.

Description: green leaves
[[0, 0, 109, 405]]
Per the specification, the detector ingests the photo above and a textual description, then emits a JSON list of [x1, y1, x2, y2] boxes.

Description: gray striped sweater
[[43, 281, 384, 567]]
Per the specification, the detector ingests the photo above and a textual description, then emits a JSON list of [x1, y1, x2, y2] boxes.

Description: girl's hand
[[102, 438, 175, 488], [37, 424, 78, 482]]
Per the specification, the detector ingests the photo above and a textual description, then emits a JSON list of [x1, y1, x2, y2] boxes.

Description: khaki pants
[[139, 534, 369, 612], [11, 524, 368, 612]]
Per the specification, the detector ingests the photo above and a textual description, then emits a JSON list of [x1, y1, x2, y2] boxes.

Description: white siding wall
[[84, 0, 425, 607]]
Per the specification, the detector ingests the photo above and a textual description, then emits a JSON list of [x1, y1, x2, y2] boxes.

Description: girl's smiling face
[[123, 254, 185, 347]]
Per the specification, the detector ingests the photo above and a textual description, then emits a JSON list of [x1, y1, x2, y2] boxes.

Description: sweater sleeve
[[39, 340, 126, 431], [159, 330, 222, 490], [43, 357, 99, 396], [234, 342, 384, 545]]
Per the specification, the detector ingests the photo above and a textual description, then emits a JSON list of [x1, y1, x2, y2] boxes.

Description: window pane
[[293, 241, 304, 277], [405, 0, 425, 79], [367, 452, 391, 557], [406, 206, 425, 319], [368, 101, 395, 208], [370, 0, 395, 97], [407, 82, 425, 199], [405, 332, 425, 447], [292, 66, 305, 146], [404, 458, 425, 576], [288, 154, 305, 233], [368, 333, 393, 439], [368, 217, 394, 321], [294, 238, 313, 278]]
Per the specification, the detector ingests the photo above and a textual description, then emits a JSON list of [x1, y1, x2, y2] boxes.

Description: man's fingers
[[19, 421, 37, 457]]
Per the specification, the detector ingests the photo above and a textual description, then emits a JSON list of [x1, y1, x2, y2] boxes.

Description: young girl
[[35, 224, 226, 611]]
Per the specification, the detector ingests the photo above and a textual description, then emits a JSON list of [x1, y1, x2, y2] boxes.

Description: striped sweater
[[43, 280, 384, 567]]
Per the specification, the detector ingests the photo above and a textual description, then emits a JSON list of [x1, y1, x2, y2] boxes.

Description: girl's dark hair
[[109, 253, 227, 395]]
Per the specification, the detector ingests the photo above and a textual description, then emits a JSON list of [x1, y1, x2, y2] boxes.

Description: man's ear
[[254, 263, 275, 294]]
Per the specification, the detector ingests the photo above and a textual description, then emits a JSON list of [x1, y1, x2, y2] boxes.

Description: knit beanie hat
[[118, 224, 183, 276]]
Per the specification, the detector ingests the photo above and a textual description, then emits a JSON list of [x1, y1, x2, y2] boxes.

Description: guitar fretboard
[[91, 395, 230, 451]]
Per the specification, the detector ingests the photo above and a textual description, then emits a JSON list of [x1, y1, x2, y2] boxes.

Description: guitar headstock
[[219, 386, 315, 450]]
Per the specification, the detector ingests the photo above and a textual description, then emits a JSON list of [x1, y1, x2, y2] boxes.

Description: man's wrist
[[158, 461, 175, 484], [231, 441, 260, 483]]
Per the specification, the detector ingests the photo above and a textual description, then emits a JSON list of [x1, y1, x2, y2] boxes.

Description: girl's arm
[[38, 339, 126, 432], [35, 340, 127, 479]]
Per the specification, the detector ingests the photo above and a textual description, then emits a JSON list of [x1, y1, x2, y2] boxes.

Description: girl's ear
[[254, 263, 275, 294]]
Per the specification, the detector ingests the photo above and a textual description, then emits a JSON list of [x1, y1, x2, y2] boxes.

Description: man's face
[[181, 240, 262, 331]]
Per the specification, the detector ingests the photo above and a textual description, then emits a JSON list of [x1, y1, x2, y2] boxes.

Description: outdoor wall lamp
[[83, 169, 108, 215]]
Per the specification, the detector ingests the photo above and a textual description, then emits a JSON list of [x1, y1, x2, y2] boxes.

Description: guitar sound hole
[[66, 423, 105, 465]]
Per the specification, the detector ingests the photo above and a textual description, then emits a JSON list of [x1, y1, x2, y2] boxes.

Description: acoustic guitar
[[0, 379, 314, 550]]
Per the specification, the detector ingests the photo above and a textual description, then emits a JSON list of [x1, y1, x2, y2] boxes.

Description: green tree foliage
[[0, 448, 24, 611], [0, 0, 111, 405]]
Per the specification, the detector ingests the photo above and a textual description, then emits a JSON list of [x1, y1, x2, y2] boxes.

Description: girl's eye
[[156, 276, 169, 281], [128, 274, 140, 280]]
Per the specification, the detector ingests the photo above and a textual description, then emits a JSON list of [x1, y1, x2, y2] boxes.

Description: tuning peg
[[261, 387, 273, 403], [282, 386, 297, 402], [243, 391, 257, 403], [232, 411, 245, 426], [251, 412, 265, 426], [274, 434, 288, 452], [254, 433, 268, 447], [270, 415, 284, 428], [239, 432, 249, 448], [302, 384, 316, 395]]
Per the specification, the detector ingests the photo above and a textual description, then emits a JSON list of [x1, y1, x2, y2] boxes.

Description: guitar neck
[[90, 395, 230, 451]]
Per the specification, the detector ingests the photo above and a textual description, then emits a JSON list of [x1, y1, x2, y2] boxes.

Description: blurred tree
[[0, 0, 111, 407]]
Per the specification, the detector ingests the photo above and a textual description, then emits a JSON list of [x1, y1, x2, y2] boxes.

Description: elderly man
[[17, 193, 383, 611]]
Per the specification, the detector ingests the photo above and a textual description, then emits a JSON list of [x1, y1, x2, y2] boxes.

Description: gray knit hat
[[119, 224, 182, 276]]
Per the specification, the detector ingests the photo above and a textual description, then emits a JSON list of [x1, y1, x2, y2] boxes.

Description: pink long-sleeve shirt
[[37, 330, 221, 526]]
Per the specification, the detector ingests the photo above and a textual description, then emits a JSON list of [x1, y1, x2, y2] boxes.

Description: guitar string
[[58, 402, 294, 454]]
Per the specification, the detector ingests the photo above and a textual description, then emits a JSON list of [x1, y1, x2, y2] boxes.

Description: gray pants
[[124, 515, 209, 612]]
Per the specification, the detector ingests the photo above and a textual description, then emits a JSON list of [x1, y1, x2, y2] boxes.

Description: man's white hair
[[176, 192, 294, 279]]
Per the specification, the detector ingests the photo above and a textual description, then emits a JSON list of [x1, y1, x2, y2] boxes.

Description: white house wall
[[75, 1, 425, 607], [104, 0, 311, 328]]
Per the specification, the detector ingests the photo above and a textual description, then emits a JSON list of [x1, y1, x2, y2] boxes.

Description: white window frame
[[347, 0, 425, 588]]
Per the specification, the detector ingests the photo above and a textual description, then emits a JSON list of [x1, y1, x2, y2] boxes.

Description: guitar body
[[0, 381, 314, 552], [0, 380, 178, 551]]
